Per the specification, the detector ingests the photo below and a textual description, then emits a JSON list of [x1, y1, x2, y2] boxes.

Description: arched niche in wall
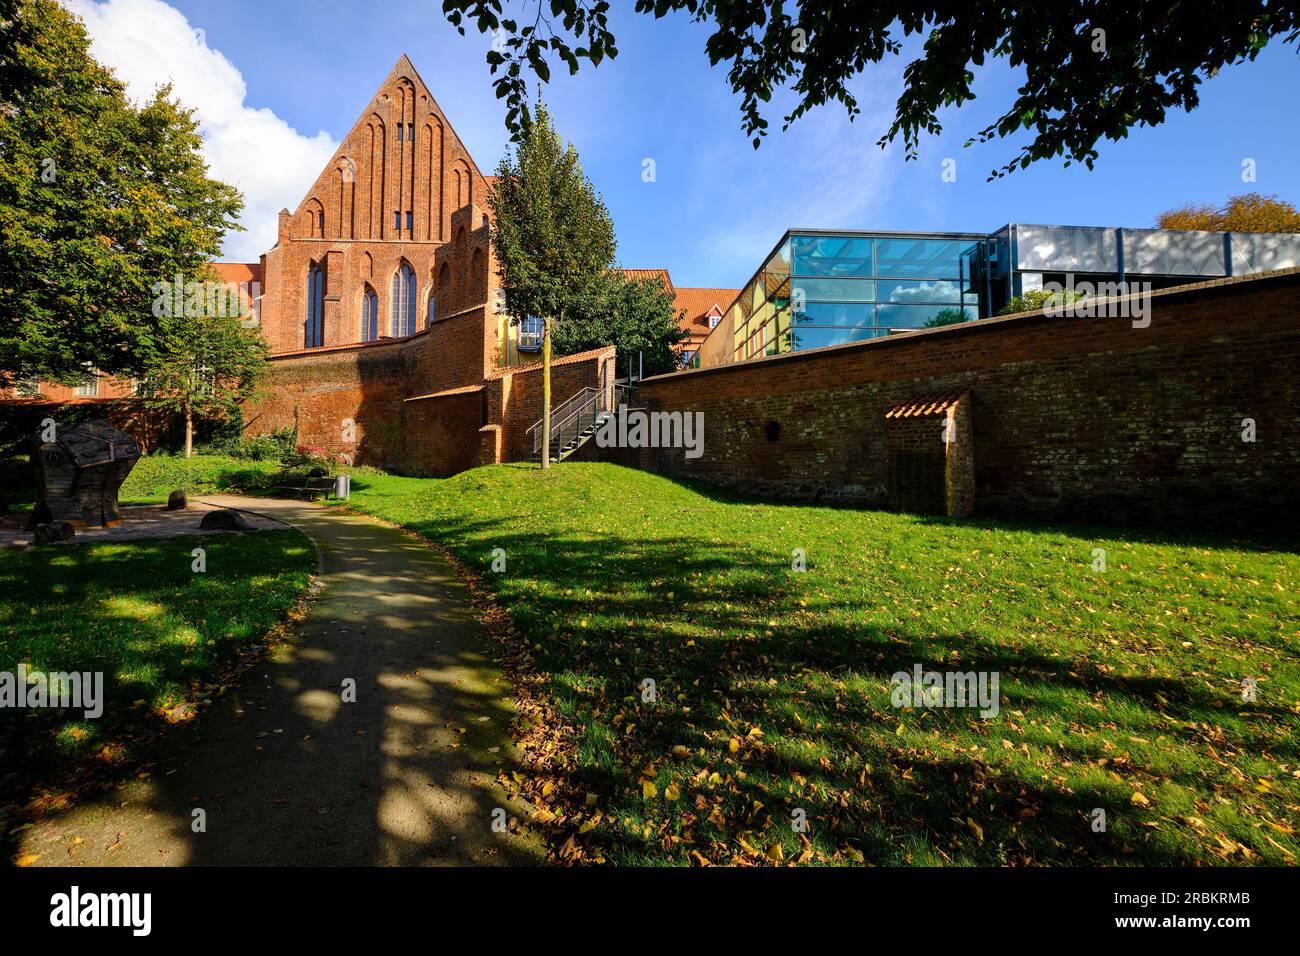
[[303, 198, 324, 238], [364, 114, 385, 239]]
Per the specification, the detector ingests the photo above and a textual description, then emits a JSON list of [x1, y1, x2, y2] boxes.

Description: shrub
[[283, 443, 333, 475], [998, 288, 1090, 316], [266, 427, 298, 459], [237, 435, 281, 461], [119, 454, 283, 501]]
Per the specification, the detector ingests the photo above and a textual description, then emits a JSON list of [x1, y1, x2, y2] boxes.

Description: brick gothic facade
[[243, 56, 615, 474]]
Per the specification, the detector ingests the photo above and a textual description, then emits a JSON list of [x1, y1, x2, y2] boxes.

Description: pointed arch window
[[426, 292, 436, 328], [305, 263, 324, 348], [361, 287, 379, 342], [391, 263, 416, 337]]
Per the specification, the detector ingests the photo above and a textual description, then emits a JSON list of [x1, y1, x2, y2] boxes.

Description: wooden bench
[[274, 474, 337, 501]]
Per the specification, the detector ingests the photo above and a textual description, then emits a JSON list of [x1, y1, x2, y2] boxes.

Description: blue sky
[[73, 0, 1300, 289]]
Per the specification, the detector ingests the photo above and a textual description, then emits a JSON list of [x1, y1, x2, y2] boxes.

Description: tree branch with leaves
[[442, 0, 1298, 179]]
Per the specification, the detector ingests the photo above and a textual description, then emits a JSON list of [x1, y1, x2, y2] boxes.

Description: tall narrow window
[[391, 263, 416, 337], [360, 287, 378, 342], [305, 263, 324, 348], [318, 211, 325, 236], [426, 294, 436, 328]]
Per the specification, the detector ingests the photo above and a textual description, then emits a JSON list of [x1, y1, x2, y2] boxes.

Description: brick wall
[[249, 336, 614, 475], [631, 270, 1300, 529], [402, 387, 485, 476], [492, 348, 618, 461], [247, 335, 418, 469], [0, 399, 175, 455], [884, 394, 973, 517]]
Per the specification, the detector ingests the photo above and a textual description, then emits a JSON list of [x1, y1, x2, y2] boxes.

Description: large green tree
[[552, 271, 687, 378], [139, 302, 268, 459], [0, 0, 243, 388], [443, 1, 1299, 178], [489, 98, 616, 468]]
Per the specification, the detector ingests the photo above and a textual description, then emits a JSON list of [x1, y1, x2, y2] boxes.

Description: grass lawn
[[0, 529, 315, 797], [116, 454, 286, 504], [338, 462, 1300, 866]]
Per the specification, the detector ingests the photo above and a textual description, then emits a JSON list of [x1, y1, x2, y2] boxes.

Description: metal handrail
[[535, 389, 601, 455], [527, 386, 597, 435], [530, 382, 645, 459]]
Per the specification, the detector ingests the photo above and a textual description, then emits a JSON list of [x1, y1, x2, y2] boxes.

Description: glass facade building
[[695, 224, 1300, 369], [727, 231, 984, 363]]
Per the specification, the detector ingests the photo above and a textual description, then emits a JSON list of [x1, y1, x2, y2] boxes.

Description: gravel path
[[0, 501, 287, 549]]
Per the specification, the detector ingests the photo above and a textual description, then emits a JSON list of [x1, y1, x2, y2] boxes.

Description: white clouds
[[63, 0, 338, 261]]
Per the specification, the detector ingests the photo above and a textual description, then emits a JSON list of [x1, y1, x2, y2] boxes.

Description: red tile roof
[[621, 268, 675, 294], [672, 287, 740, 332], [211, 262, 262, 285]]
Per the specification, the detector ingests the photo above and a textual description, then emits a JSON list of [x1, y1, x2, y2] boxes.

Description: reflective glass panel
[[787, 326, 879, 351], [875, 238, 966, 279], [792, 302, 874, 327], [790, 278, 876, 303], [876, 279, 963, 304], [877, 303, 975, 330], [791, 235, 873, 277]]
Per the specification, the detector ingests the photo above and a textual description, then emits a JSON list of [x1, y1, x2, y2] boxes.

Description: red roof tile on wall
[[211, 262, 262, 285]]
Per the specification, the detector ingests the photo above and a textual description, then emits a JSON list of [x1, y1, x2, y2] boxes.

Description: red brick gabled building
[[240, 55, 616, 474], [4, 56, 738, 473]]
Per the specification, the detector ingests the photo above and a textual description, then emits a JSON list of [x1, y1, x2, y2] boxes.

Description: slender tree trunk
[[184, 403, 194, 459], [540, 319, 552, 470]]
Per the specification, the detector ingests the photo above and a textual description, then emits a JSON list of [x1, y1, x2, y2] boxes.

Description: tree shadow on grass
[[386, 509, 1298, 866], [646, 468, 1300, 556], [6, 511, 542, 867]]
